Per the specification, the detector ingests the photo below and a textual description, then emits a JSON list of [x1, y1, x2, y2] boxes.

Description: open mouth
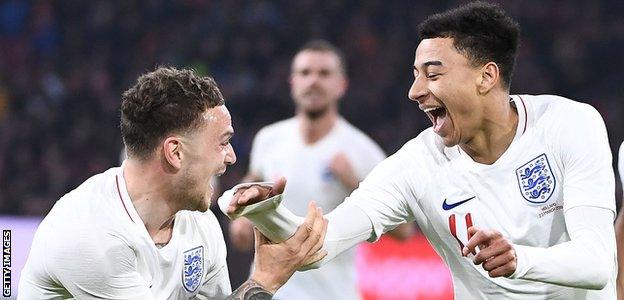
[[424, 106, 447, 133]]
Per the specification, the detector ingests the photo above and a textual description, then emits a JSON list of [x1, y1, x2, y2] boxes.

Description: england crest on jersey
[[515, 153, 556, 204], [182, 246, 204, 292]]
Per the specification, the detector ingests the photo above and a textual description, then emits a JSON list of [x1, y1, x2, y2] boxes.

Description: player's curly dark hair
[[120, 66, 225, 160], [418, 1, 520, 89]]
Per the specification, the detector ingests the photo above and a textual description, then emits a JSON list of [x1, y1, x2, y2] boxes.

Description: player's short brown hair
[[295, 39, 348, 75], [120, 66, 225, 160]]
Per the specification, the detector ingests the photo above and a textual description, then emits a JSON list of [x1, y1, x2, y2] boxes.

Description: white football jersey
[[349, 95, 616, 299], [19, 166, 231, 299], [250, 117, 385, 300]]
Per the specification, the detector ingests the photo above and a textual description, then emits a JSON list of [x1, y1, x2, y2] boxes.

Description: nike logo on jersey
[[442, 196, 476, 210]]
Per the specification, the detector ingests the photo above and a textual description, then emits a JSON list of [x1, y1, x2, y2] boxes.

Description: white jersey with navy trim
[[250, 117, 386, 300], [349, 95, 616, 299], [18, 166, 231, 299]]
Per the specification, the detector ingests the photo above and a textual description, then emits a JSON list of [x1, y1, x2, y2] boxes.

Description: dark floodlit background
[[1, 0, 623, 297]]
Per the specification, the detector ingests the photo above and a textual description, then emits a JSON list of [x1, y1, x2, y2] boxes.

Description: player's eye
[[427, 73, 439, 79]]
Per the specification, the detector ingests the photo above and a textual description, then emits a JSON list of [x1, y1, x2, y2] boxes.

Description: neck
[[123, 158, 180, 244], [297, 108, 338, 144], [460, 92, 518, 164]]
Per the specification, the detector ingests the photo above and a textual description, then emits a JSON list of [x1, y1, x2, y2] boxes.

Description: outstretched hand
[[226, 177, 287, 215], [250, 201, 328, 294]]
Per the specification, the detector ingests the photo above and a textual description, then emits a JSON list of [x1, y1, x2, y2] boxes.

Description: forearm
[[219, 188, 373, 268], [511, 206, 616, 289], [226, 279, 272, 300]]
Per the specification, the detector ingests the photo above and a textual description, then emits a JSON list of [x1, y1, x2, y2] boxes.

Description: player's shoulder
[[255, 117, 297, 140], [53, 167, 120, 215], [518, 94, 602, 126]]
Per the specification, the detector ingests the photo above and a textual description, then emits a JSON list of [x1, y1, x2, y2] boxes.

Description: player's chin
[[197, 197, 211, 212]]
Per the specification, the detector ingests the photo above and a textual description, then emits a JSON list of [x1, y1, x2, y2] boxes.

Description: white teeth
[[424, 107, 441, 113]]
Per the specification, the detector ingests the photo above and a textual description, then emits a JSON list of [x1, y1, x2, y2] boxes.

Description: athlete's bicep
[[558, 105, 614, 212]]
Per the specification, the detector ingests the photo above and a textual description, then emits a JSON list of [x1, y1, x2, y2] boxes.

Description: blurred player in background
[[18, 67, 328, 299], [615, 141, 624, 299], [229, 40, 413, 300], [221, 2, 617, 299]]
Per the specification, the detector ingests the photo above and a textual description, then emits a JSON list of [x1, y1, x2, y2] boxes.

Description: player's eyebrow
[[422, 60, 443, 67], [221, 130, 234, 139], [413, 60, 443, 72]]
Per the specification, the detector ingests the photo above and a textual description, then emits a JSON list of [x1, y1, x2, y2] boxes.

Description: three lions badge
[[182, 246, 204, 292], [516, 153, 556, 204]]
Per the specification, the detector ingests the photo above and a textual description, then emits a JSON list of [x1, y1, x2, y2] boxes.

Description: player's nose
[[408, 76, 429, 104], [225, 144, 236, 165]]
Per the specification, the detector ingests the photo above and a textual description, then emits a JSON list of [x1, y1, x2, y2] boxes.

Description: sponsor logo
[[442, 196, 475, 210]]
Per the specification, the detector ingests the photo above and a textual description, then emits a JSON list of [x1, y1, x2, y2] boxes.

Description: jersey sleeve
[[347, 151, 420, 241], [555, 104, 615, 213], [47, 228, 152, 299]]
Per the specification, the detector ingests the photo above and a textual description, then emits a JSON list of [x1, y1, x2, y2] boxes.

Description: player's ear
[[163, 137, 183, 170], [476, 62, 500, 95], [337, 76, 349, 100]]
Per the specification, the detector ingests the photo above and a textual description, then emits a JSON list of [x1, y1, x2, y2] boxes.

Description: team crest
[[182, 246, 204, 292], [515, 154, 556, 204]]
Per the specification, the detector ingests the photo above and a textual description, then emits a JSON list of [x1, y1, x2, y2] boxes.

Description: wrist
[[250, 272, 281, 294]]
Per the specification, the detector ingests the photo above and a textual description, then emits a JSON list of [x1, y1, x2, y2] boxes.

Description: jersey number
[[448, 213, 473, 252]]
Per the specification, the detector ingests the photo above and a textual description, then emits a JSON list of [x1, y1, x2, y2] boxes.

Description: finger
[[290, 202, 318, 243], [308, 217, 328, 255], [473, 239, 512, 265], [463, 229, 499, 256], [462, 227, 485, 256], [302, 250, 328, 266], [487, 260, 517, 278], [300, 207, 325, 253], [227, 190, 245, 214], [481, 249, 516, 271], [271, 177, 287, 196], [466, 226, 478, 255], [237, 187, 261, 204]]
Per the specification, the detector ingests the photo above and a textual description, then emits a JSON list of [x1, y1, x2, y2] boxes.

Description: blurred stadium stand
[[1, 0, 623, 297]]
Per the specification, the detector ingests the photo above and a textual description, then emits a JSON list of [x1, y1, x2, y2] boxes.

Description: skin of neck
[[459, 88, 518, 164], [123, 157, 182, 243], [297, 106, 339, 144]]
